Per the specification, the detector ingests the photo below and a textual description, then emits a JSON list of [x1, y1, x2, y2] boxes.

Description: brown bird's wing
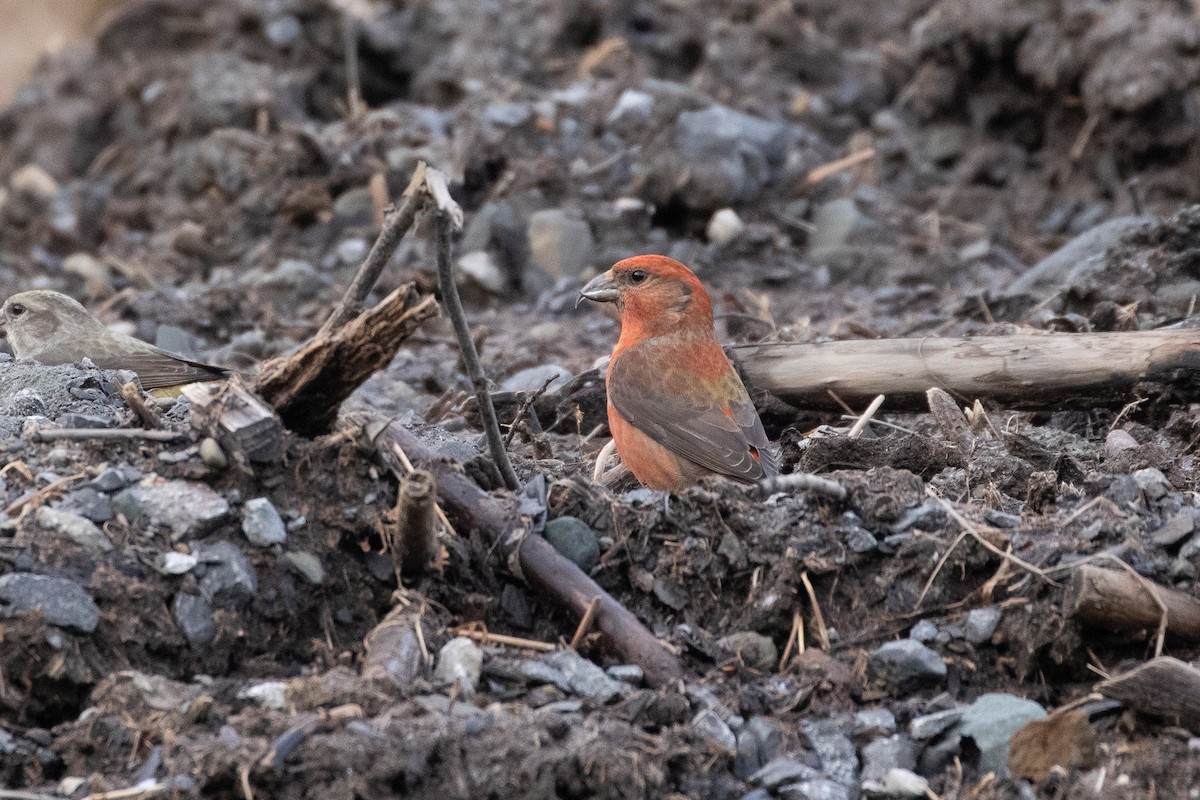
[[92, 349, 228, 390], [608, 345, 779, 483]]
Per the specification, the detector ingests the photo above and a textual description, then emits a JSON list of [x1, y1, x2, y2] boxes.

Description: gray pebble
[[434, 637, 483, 698], [869, 639, 946, 689], [172, 593, 215, 646], [36, 506, 113, 552], [542, 516, 600, 573], [0, 573, 99, 633], [241, 497, 287, 547]]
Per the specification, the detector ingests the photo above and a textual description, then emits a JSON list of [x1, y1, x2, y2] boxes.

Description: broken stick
[[1098, 656, 1200, 733], [734, 329, 1200, 411], [255, 283, 438, 437], [1064, 564, 1200, 641], [392, 469, 437, 578], [374, 419, 685, 687]]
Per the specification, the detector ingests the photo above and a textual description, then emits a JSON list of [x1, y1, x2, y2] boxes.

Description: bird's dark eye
[[629, 269, 648, 284], [8, 303, 25, 317]]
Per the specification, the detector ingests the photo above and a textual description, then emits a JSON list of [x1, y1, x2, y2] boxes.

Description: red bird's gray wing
[[92, 350, 228, 390], [608, 347, 779, 483]]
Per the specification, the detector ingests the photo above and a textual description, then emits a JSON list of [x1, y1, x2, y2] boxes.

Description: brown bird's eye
[[629, 269, 648, 284], [8, 303, 25, 317]]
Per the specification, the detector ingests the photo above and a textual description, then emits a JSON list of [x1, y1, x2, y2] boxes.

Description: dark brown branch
[[256, 284, 438, 436], [734, 329, 1200, 411], [374, 420, 685, 687], [317, 163, 428, 337], [435, 210, 519, 490]]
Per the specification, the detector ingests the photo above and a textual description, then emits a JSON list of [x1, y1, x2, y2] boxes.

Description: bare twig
[[448, 624, 558, 652], [800, 147, 877, 190], [4, 471, 87, 516], [30, 428, 184, 443], [847, 394, 885, 440], [120, 382, 159, 428], [435, 211, 520, 490], [318, 163, 428, 336], [391, 470, 437, 578], [800, 572, 830, 650], [570, 596, 602, 649]]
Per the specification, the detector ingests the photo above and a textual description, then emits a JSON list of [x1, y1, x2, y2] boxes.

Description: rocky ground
[[3, 1, 1200, 798]]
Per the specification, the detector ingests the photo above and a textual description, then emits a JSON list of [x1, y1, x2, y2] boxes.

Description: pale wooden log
[[182, 377, 285, 465], [1064, 564, 1200, 641], [734, 329, 1200, 410], [1098, 657, 1200, 732]]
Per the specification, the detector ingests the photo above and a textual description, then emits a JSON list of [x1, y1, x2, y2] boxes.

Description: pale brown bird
[[0, 290, 228, 392]]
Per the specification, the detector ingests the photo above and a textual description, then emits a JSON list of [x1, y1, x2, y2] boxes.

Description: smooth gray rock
[[196, 540, 258, 602], [751, 757, 821, 790], [692, 708, 737, 752], [1004, 215, 1153, 299], [434, 637, 483, 698], [909, 707, 963, 740], [0, 573, 99, 633], [963, 607, 1002, 644], [542, 648, 623, 703], [528, 209, 594, 278], [957, 693, 1046, 776], [606, 664, 644, 686], [675, 105, 790, 206], [36, 506, 113, 552], [869, 639, 946, 688], [542, 516, 600, 573], [861, 735, 919, 783], [854, 708, 897, 738], [113, 480, 229, 541], [284, 551, 324, 585], [241, 498, 287, 547], [172, 593, 215, 646], [501, 364, 572, 394], [778, 779, 851, 800], [803, 718, 858, 787]]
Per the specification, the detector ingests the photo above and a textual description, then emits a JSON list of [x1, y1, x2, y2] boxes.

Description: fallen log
[[1064, 564, 1200, 641], [733, 329, 1200, 411], [373, 420, 686, 688]]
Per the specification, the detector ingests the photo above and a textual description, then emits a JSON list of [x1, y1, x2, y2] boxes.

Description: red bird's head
[[579, 255, 714, 343]]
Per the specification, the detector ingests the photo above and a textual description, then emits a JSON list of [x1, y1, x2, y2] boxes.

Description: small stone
[[751, 757, 821, 790], [91, 468, 131, 493], [335, 238, 368, 265], [10, 164, 58, 197], [718, 631, 778, 671], [435, 637, 483, 698], [693, 708, 737, 752], [803, 718, 858, 786], [778, 778, 851, 800], [1133, 468, 1172, 501], [160, 552, 199, 574], [284, 551, 325, 585], [59, 487, 111, 524], [458, 251, 506, 294], [957, 693, 1046, 776], [962, 607, 1002, 644], [909, 620, 938, 642], [862, 768, 931, 798], [606, 89, 654, 130], [854, 708, 897, 738], [196, 540, 258, 602], [1153, 511, 1196, 546], [542, 516, 600, 573], [808, 198, 876, 271], [265, 16, 303, 46], [501, 364, 572, 394], [735, 716, 784, 778], [1105, 429, 1139, 456], [908, 707, 963, 740], [707, 208, 745, 246], [0, 573, 99, 633], [542, 648, 623, 703], [200, 438, 228, 470], [113, 479, 229, 541], [606, 664, 644, 685], [860, 735, 918, 782], [243, 681, 288, 710], [241, 498, 287, 547], [652, 575, 688, 610], [36, 506, 113, 552], [172, 593, 215, 646], [528, 209, 594, 278], [869, 639, 946, 689]]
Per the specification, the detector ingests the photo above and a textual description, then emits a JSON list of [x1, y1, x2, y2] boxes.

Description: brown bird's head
[[0, 290, 106, 358], [578, 255, 714, 342]]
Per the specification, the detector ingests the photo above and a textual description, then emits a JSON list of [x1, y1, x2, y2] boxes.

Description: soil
[[2, 1, 1200, 798]]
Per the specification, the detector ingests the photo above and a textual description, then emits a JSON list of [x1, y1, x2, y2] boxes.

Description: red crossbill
[[580, 255, 779, 491]]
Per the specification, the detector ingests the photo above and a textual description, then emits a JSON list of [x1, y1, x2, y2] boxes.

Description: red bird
[[579, 255, 780, 491]]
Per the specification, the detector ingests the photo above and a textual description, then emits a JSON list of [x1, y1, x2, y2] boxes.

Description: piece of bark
[[374, 420, 685, 688], [1098, 657, 1200, 732], [734, 329, 1200, 411], [926, 387, 975, 451], [362, 605, 425, 693], [182, 376, 286, 465], [1064, 564, 1200, 641], [256, 284, 438, 437]]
